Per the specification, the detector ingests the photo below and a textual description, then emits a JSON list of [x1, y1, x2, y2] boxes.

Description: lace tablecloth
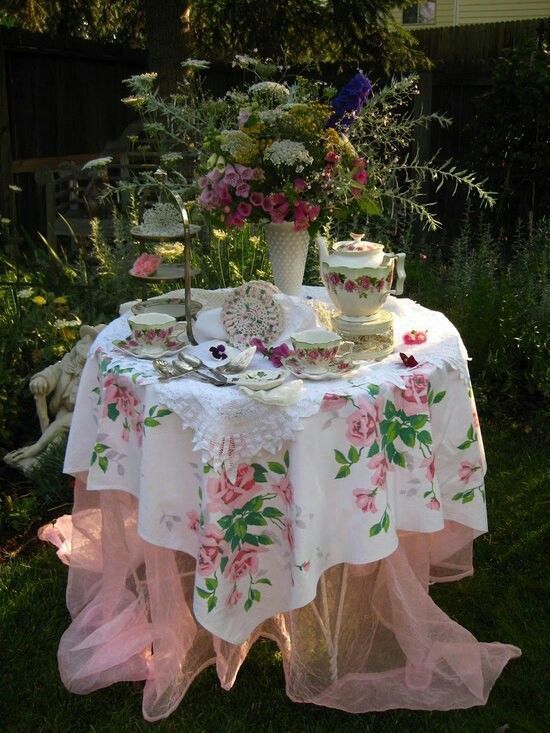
[[44, 287, 520, 721]]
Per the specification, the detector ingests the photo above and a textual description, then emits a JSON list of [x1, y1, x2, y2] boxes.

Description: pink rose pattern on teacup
[[323, 269, 393, 297], [196, 450, 300, 614], [127, 326, 178, 350]]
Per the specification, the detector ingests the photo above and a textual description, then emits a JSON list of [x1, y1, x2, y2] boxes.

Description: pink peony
[[321, 393, 348, 412], [272, 475, 294, 505], [458, 461, 480, 484], [225, 545, 265, 581], [353, 489, 377, 514], [197, 524, 225, 576], [426, 498, 441, 511], [345, 396, 381, 448], [226, 588, 243, 607], [207, 464, 258, 512], [131, 253, 161, 277]]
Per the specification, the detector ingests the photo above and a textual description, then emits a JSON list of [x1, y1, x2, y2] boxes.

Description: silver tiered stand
[[130, 169, 201, 345]]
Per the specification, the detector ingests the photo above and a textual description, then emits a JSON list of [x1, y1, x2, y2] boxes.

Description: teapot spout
[[316, 234, 329, 265]]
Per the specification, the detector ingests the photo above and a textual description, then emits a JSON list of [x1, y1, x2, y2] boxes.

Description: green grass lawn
[[1, 416, 548, 733]]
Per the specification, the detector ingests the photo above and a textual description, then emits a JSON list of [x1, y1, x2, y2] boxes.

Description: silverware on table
[[153, 358, 231, 386], [178, 353, 228, 384]]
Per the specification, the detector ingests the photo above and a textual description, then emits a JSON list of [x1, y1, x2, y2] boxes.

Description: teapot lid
[[333, 232, 384, 254]]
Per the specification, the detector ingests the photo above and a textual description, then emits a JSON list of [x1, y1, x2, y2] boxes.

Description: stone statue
[[4, 324, 104, 473]]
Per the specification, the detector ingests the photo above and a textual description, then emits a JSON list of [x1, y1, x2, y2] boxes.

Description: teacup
[[290, 329, 353, 374], [127, 312, 179, 354]]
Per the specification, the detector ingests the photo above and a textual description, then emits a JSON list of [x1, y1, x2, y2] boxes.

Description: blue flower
[[327, 72, 373, 129]]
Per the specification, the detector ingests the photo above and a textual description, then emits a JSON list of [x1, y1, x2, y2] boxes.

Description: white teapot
[[318, 232, 406, 318]]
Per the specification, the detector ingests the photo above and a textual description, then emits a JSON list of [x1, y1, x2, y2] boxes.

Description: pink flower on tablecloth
[[426, 498, 441, 511], [403, 330, 428, 346], [281, 518, 294, 550], [186, 510, 200, 532], [272, 475, 293, 505], [421, 455, 435, 482], [321, 393, 348, 412], [353, 489, 377, 514], [225, 545, 265, 581], [133, 418, 144, 447], [131, 253, 161, 277], [346, 396, 381, 448], [458, 461, 480, 484], [226, 588, 243, 607], [207, 464, 258, 512], [368, 453, 390, 486], [197, 524, 225, 576], [103, 374, 140, 418], [395, 374, 430, 416]]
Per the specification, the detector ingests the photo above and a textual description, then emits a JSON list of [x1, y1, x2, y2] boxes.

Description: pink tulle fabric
[[41, 476, 520, 721]]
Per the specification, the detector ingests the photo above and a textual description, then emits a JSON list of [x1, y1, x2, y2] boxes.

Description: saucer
[[113, 331, 187, 359], [236, 369, 287, 391], [282, 355, 359, 381]]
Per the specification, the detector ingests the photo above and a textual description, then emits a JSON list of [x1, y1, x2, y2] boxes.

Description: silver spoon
[[178, 352, 228, 384]]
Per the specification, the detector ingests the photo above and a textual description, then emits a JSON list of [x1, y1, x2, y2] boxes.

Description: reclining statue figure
[[4, 324, 104, 473]]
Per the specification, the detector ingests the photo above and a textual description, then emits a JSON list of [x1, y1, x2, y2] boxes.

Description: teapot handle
[[389, 253, 406, 296]]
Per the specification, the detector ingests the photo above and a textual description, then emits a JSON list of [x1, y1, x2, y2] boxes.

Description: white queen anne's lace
[[264, 140, 313, 169]]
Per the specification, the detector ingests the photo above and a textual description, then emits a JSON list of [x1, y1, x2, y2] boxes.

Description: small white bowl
[[237, 369, 286, 391]]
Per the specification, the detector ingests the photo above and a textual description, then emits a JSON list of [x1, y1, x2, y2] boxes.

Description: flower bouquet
[[198, 72, 376, 233]]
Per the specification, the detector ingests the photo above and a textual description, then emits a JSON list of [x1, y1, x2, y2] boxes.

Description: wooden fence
[[0, 27, 146, 236]]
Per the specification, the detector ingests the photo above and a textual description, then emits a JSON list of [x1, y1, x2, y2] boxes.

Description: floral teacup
[[127, 312, 180, 354], [290, 329, 354, 374]]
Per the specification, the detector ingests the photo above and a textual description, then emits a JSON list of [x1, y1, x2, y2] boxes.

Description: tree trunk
[[143, 0, 191, 94]]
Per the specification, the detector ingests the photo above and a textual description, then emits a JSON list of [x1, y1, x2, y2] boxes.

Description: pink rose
[[321, 393, 348, 412], [395, 375, 430, 416], [356, 275, 371, 289], [353, 489, 377, 514], [272, 475, 293, 504], [131, 253, 161, 277], [353, 170, 368, 185], [102, 375, 140, 418], [186, 510, 200, 532], [458, 461, 480, 484], [207, 464, 258, 512], [226, 588, 243, 607], [368, 453, 390, 486], [426, 498, 441, 511], [421, 456, 435, 483], [327, 271, 341, 287], [403, 330, 428, 346], [344, 279, 358, 292], [225, 545, 265, 582], [197, 524, 225, 577], [345, 396, 381, 448]]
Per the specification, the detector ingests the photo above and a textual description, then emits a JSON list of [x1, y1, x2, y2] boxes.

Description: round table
[[41, 288, 520, 721]]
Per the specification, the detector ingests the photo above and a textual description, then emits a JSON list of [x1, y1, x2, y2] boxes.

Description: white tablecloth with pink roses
[[41, 289, 520, 721]]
